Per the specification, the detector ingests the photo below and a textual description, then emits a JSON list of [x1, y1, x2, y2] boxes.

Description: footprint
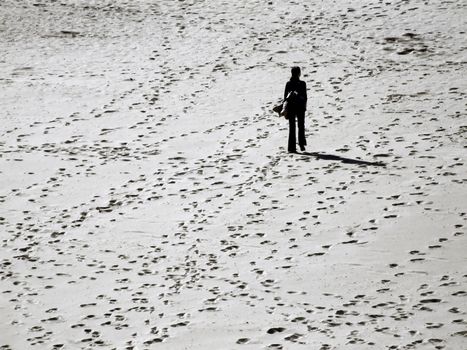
[[267, 327, 286, 334]]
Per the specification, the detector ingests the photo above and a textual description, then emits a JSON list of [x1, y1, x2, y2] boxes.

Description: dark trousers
[[288, 109, 306, 152]]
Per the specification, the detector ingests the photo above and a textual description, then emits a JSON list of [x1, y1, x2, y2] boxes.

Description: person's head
[[291, 66, 301, 80]]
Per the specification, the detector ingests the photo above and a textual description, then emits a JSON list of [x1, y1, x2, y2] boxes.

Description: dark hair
[[291, 66, 301, 80]]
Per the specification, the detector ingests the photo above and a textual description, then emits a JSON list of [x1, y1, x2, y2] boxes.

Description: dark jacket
[[284, 79, 307, 111]]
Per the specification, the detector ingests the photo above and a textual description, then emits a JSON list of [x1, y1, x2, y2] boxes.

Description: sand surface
[[1, 0, 466, 349]]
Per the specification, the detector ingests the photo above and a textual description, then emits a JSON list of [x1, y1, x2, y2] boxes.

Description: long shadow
[[298, 152, 386, 167]]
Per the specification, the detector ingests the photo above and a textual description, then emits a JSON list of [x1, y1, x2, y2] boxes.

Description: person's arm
[[284, 82, 290, 101], [303, 81, 307, 110]]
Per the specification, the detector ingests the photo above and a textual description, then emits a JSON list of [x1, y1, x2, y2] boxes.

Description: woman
[[284, 66, 307, 153]]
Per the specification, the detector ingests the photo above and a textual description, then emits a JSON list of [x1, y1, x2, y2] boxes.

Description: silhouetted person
[[284, 66, 307, 152]]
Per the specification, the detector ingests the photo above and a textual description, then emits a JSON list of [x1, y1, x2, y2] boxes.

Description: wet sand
[[1, 0, 466, 349]]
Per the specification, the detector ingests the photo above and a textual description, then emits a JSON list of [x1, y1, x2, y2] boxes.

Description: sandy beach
[[1, 0, 466, 349]]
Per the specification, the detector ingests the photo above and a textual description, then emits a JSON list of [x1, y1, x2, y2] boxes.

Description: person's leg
[[288, 113, 296, 152], [297, 110, 306, 150]]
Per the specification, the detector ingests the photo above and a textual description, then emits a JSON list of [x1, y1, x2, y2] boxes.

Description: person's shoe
[[288, 149, 297, 153], [300, 145, 306, 152]]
